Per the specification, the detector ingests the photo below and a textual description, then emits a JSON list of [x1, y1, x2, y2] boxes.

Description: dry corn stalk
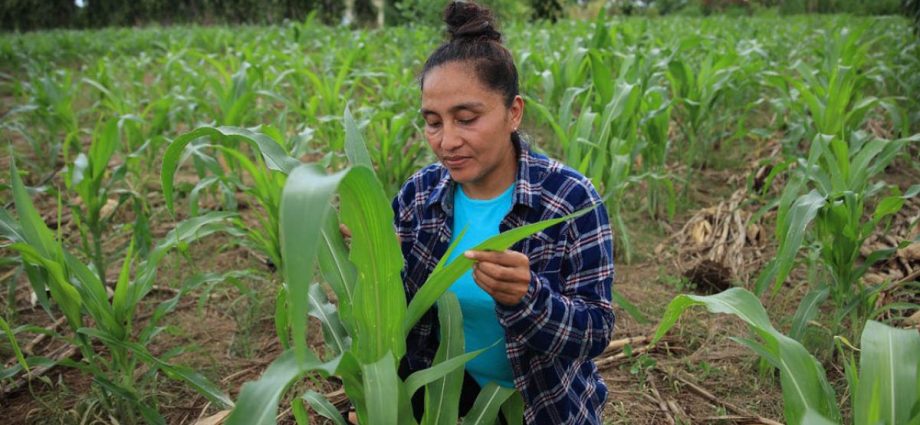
[[656, 188, 769, 290]]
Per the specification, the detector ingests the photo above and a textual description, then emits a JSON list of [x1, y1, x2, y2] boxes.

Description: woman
[[351, 1, 615, 423]]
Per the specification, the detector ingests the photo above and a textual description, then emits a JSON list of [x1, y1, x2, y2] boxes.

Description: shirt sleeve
[[495, 188, 616, 361]]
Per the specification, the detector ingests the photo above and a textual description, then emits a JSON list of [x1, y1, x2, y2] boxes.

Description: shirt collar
[[424, 137, 544, 214]]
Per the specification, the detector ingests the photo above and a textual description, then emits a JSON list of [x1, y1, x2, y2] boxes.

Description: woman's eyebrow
[[419, 101, 486, 116]]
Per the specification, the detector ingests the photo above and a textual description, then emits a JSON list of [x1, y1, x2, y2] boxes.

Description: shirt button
[[440, 235, 448, 242]]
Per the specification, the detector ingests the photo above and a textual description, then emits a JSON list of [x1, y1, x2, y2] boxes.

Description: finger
[[464, 249, 528, 267], [475, 260, 529, 283], [473, 266, 528, 298], [472, 268, 527, 305], [472, 267, 518, 296]]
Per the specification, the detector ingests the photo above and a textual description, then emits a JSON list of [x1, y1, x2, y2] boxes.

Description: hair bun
[[445, 1, 502, 43]]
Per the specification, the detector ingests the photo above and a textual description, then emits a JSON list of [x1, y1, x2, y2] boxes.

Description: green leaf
[[112, 238, 135, 333], [500, 391, 525, 425], [854, 320, 920, 425], [11, 243, 83, 331], [78, 328, 233, 409], [307, 282, 351, 356], [226, 349, 334, 425], [281, 164, 348, 361], [653, 288, 840, 423], [134, 211, 237, 306], [301, 390, 347, 425], [338, 166, 406, 363], [162, 126, 300, 213], [613, 288, 648, 324], [0, 316, 28, 373], [872, 195, 905, 222], [789, 287, 829, 341], [10, 159, 58, 260], [422, 292, 466, 425], [62, 250, 118, 335], [317, 212, 357, 331], [89, 119, 120, 181], [801, 409, 838, 425], [589, 50, 613, 105], [755, 190, 826, 296], [362, 351, 400, 425], [335, 351, 367, 419], [460, 382, 516, 425], [344, 105, 375, 172]]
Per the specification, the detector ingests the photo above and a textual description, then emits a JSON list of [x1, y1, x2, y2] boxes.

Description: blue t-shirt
[[446, 183, 516, 389]]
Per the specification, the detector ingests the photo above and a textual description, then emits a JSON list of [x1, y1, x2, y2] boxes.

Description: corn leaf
[[500, 392, 525, 425], [801, 409, 838, 425], [133, 211, 237, 306], [653, 288, 840, 424], [226, 348, 338, 425], [112, 238, 135, 332], [78, 327, 233, 409], [854, 320, 920, 425], [344, 105, 375, 173], [789, 287, 829, 341], [10, 159, 58, 260], [301, 390, 347, 425], [307, 282, 351, 356], [0, 316, 28, 373], [280, 164, 348, 361], [422, 291, 466, 425], [317, 211, 356, 330], [338, 166, 406, 363], [161, 125, 300, 213], [11, 243, 83, 331], [612, 280, 648, 324], [755, 190, 826, 296], [362, 351, 401, 425], [460, 382, 516, 425], [335, 351, 367, 420]]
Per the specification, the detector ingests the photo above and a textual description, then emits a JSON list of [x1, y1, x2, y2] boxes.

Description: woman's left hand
[[464, 249, 531, 306]]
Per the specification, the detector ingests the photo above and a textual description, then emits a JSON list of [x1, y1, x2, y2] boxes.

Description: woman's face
[[421, 61, 523, 199]]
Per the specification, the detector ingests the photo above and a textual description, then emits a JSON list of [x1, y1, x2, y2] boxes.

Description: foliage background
[[2, 0, 917, 32]]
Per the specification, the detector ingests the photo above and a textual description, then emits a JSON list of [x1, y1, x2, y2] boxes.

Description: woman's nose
[[439, 122, 463, 151]]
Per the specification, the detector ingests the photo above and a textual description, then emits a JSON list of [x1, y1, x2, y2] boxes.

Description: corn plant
[[666, 49, 738, 172], [755, 55, 919, 338], [6, 66, 80, 173], [654, 287, 920, 425], [66, 118, 135, 285], [3, 160, 235, 424], [164, 126, 290, 269]]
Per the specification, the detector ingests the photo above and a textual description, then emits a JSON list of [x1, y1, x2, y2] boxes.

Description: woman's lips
[[443, 156, 470, 168]]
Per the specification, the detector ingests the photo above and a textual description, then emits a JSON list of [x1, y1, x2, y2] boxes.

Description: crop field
[[1, 13, 919, 425]]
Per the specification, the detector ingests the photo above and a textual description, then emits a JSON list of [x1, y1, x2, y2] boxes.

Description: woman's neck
[[460, 143, 519, 200]]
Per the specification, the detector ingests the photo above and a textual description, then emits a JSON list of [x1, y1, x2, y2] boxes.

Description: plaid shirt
[[392, 138, 616, 424]]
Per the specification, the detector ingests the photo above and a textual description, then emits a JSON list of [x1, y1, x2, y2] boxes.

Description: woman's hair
[[420, 1, 519, 108]]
